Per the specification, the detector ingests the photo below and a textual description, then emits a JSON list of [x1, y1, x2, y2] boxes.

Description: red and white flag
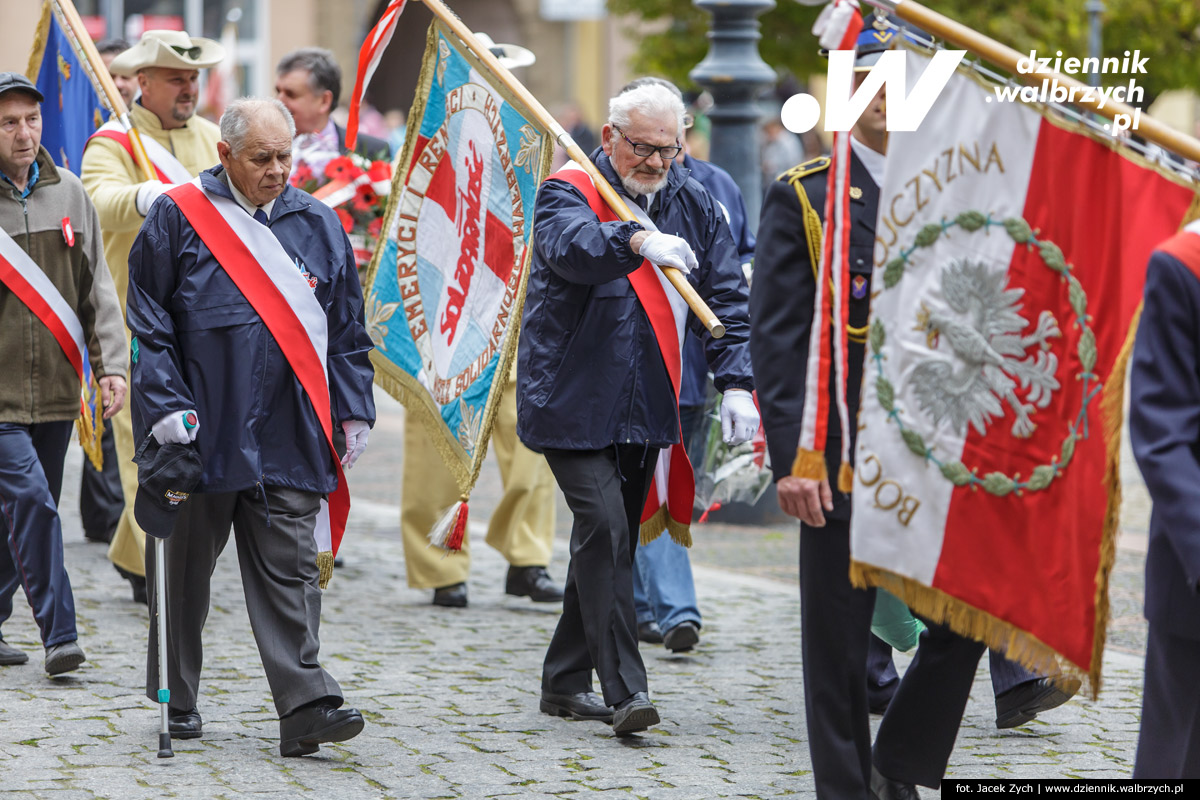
[[346, 0, 409, 152], [850, 48, 1197, 689]]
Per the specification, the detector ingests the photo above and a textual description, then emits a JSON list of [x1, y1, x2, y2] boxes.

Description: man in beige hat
[[80, 29, 224, 602]]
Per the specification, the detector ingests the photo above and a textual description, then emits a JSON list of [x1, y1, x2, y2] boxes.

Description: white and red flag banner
[[363, 21, 552, 547], [850, 48, 1197, 688]]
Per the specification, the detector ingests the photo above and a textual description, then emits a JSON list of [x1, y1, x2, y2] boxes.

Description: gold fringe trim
[[317, 550, 334, 589], [638, 505, 693, 548], [75, 388, 104, 471], [849, 561, 1094, 698], [25, 1, 52, 81], [837, 461, 854, 493], [791, 448, 828, 481]]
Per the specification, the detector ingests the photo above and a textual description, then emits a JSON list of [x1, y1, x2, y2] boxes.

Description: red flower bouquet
[[289, 153, 392, 284]]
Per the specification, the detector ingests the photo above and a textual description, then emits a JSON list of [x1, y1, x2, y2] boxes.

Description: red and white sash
[[0, 225, 87, 390], [89, 121, 193, 184], [551, 161, 696, 546], [165, 180, 350, 561], [1158, 219, 1200, 280]]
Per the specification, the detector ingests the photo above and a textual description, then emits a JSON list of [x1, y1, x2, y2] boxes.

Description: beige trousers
[[401, 379, 555, 589], [107, 402, 147, 576]]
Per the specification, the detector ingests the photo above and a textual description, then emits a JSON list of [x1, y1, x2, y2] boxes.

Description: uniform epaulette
[[778, 157, 830, 183]]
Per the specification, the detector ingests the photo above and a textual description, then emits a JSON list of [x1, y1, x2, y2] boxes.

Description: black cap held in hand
[[133, 439, 203, 539]]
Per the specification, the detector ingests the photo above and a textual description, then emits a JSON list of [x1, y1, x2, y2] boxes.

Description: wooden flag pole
[[418, 0, 726, 338], [52, 0, 158, 182], [868, 0, 1200, 164]]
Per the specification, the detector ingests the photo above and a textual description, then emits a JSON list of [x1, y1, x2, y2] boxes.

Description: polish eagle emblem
[[909, 260, 1061, 438]]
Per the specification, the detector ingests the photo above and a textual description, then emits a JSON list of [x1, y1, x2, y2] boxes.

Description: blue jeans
[[633, 404, 705, 632], [633, 534, 702, 631]]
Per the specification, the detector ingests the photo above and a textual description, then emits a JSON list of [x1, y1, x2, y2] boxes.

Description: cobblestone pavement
[[0, 393, 1151, 798]]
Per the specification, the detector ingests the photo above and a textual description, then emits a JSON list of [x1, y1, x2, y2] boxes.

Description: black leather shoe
[[540, 690, 614, 723], [638, 621, 664, 644], [168, 708, 203, 739], [0, 639, 29, 665], [44, 641, 86, 675], [870, 765, 921, 800], [279, 702, 365, 757], [432, 582, 468, 608], [114, 565, 147, 605], [611, 691, 659, 735], [995, 676, 1081, 729], [505, 566, 564, 602], [663, 621, 700, 652]]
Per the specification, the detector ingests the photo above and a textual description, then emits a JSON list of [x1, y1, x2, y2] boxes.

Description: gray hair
[[608, 83, 686, 137], [619, 76, 683, 101], [276, 47, 342, 108], [220, 97, 296, 153]]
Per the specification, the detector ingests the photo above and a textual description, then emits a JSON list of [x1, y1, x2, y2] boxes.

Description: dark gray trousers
[[145, 484, 342, 718], [541, 446, 657, 707]]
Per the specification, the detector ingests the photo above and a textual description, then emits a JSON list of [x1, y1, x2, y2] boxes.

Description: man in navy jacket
[[518, 83, 757, 734], [1129, 222, 1200, 778], [127, 98, 374, 757]]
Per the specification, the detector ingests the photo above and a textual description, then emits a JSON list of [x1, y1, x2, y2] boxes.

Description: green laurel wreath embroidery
[[871, 212, 1100, 497]]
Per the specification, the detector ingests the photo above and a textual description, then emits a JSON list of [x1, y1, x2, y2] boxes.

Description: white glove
[[152, 410, 199, 445], [341, 419, 370, 469], [720, 389, 760, 446], [638, 232, 698, 275], [136, 180, 174, 216]]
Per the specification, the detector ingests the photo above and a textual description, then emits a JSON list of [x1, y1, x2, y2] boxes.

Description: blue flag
[[29, 2, 108, 175]]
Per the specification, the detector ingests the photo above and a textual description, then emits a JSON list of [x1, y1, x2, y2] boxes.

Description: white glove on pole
[[638, 232, 698, 275], [720, 389, 760, 445], [341, 419, 370, 469], [136, 181, 174, 216], [152, 410, 199, 445]]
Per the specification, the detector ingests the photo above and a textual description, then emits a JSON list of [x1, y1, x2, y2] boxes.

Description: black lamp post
[[689, 0, 777, 230]]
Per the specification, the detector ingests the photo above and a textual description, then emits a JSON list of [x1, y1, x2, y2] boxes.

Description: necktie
[[633, 194, 648, 212], [253, 208, 268, 225]]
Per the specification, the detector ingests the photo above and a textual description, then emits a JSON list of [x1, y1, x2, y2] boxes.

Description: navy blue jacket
[[679, 154, 756, 408], [1130, 246, 1200, 639], [517, 151, 754, 452], [127, 167, 376, 494]]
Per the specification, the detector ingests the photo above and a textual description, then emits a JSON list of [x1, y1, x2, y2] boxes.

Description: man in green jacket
[[0, 73, 127, 675]]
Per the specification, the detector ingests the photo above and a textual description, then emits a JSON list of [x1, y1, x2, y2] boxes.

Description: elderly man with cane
[[127, 97, 375, 756]]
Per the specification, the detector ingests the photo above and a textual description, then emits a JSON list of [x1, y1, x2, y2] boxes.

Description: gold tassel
[[837, 462, 854, 493], [792, 448, 828, 481], [316, 551, 334, 589]]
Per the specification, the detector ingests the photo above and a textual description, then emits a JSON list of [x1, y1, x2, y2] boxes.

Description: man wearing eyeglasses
[[80, 30, 225, 607], [518, 83, 757, 735]]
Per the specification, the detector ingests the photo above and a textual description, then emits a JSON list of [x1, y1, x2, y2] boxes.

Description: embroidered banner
[[849, 48, 1198, 690], [27, 0, 108, 176], [363, 21, 552, 498]]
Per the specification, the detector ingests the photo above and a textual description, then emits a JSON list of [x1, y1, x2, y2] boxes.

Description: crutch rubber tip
[[157, 732, 174, 758]]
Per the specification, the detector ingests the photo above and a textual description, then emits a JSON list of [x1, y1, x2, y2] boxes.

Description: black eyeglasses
[[170, 44, 203, 60], [613, 125, 682, 160]]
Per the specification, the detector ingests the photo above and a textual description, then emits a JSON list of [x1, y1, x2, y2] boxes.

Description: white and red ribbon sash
[[166, 180, 350, 557], [346, 0, 409, 152], [0, 225, 87, 388], [89, 121, 193, 185], [552, 161, 695, 540], [796, 3, 863, 484]]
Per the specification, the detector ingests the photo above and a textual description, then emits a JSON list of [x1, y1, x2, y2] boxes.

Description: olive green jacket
[[1, 147, 127, 423]]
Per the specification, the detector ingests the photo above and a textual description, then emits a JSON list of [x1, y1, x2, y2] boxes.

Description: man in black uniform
[[750, 27, 889, 797]]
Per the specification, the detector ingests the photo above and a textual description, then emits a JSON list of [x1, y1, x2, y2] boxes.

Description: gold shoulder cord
[[782, 158, 868, 344]]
